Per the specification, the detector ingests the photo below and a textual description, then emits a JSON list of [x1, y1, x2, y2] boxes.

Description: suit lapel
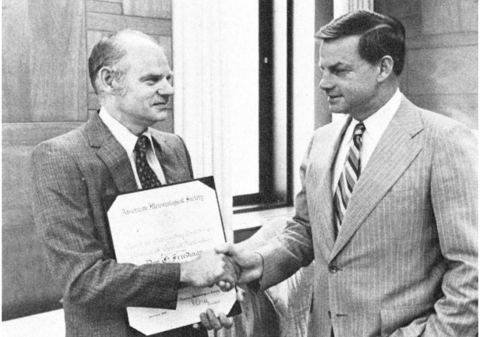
[[309, 117, 351, 255], [85, 113, 137, 194], [152, 132, 175, 184], [330, 98, 425, 260]]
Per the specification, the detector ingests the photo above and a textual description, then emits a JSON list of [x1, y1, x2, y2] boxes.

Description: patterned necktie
[[333, 122, 366, 239], [134, 135, 162, 190]]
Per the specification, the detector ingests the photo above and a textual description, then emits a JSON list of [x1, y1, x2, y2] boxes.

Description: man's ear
[[377, 55, 394, 82], [98, 67, 115, 93]]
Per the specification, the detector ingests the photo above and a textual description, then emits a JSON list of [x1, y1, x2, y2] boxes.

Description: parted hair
[[316, 10, 406, 76]]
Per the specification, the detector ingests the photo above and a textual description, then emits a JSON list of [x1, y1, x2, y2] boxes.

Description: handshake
[[180, 243, 263, 290], [180, 243, 264, 331]]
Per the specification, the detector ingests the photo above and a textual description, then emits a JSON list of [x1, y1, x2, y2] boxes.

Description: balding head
[[88, 30, 165, 96]]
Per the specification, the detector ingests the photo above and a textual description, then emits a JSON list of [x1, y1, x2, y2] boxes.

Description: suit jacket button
[[328, 264, 338, 273]]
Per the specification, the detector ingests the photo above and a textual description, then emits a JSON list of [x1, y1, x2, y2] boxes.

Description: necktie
[[333, 122, 366, 239], [134, 135, 162, 190]]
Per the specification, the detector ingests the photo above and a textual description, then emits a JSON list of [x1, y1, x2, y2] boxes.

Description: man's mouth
[[327, 94, 341, 102]]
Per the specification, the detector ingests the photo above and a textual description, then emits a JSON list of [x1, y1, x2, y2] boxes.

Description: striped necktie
[[333, 122, 366, 239], [134, 135, 162, 190]]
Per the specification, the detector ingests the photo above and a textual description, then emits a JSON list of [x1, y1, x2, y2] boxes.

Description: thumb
[[214, 242, 233, 255]]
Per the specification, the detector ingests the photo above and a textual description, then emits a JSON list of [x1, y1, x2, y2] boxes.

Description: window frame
[[233, 0, 293, 213]]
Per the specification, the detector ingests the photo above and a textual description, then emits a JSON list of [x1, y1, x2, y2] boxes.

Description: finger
[[219, 279, 235, 291], [207, 309, 222, 330], [199, 312, 213, 330], [221, 273, 235, 286], [214, 243, 231, 255], [221, 282, 233, 292], [218, 313, 233, 329], [224, 282, 232, 292], [216, 280, 231, 292]]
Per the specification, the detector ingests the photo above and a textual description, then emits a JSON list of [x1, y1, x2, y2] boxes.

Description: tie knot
[[353, 122, 365, 148], [354, 122, 366, 135], [135, 135, 150, 154]]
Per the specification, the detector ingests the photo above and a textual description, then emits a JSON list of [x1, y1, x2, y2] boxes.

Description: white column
[[349, 0, 374, 12], [292, 0, 316, 197], [172, 0, 233, 242], [334, 0, 350, 18], [334, 0, 374, 18]]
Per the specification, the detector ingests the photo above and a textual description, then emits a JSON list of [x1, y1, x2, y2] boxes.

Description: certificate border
[[103, 176, 227, 260], [102, 176, 240, 331]]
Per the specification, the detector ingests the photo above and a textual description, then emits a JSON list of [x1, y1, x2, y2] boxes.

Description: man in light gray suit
[[217, 10, 478, 336], [32, 30, 235, 337]]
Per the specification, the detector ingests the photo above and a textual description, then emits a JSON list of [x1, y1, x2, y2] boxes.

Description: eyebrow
[[139, 73, 172, 82], [139, 74, 160, 81], [320, 62, 348, 70]]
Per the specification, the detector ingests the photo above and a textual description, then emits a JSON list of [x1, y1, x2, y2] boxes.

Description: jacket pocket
[[380, 303, 434, 337]]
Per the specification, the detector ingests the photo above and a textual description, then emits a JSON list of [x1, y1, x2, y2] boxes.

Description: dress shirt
[[332, 89, 402, 193], [99, 107, 167, 188]]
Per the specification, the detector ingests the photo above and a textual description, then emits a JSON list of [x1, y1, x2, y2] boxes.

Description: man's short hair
[[88, 32, 127, 95], [88, 30, 158, 95], [316, 10, 406, 76]]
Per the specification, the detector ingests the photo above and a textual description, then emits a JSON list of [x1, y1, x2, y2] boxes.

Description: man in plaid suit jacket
[[32, 30, 235, 337]]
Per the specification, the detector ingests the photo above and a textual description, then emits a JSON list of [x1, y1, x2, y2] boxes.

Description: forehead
[[122, 39, 171, 75], [318, 35, 362, 67]]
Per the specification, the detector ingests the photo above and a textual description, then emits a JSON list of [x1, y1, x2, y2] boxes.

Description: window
[[232, 0, 292, 212]]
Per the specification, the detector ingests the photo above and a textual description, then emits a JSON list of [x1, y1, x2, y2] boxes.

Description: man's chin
[[329, 105, 347, 115], [153, 109, 168, 121]]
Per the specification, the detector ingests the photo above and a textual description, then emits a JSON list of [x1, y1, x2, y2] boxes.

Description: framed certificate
[[106, 177, 239, 335]]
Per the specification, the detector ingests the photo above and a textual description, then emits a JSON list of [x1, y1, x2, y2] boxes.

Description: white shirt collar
[[332, 89, 402, 193], [361, 88, 402, 142], [347, 88, 402, 143], [99, 107, 155, 156]]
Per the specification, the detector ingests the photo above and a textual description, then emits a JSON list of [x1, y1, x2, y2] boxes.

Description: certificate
[[106, 177, 239, 336]]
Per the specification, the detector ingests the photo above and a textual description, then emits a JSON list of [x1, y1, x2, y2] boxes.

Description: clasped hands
[[180, 243, 264, 331], [181, 243, 263, 290]]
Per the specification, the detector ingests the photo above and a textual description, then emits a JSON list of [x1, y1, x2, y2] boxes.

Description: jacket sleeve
[[393, 124, 478, 336], [31, 139, 181, 309], [256, 136, 315, 291]]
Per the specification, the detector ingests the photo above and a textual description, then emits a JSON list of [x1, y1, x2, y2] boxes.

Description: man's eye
[[334, 69, 347, 75]]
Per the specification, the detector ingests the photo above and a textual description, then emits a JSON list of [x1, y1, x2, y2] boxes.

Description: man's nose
[[158, 79, 174, 95], [319, 71, 333, 91]]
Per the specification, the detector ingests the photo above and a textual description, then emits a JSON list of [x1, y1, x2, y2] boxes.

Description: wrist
[[246, 252, 265, 294]]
